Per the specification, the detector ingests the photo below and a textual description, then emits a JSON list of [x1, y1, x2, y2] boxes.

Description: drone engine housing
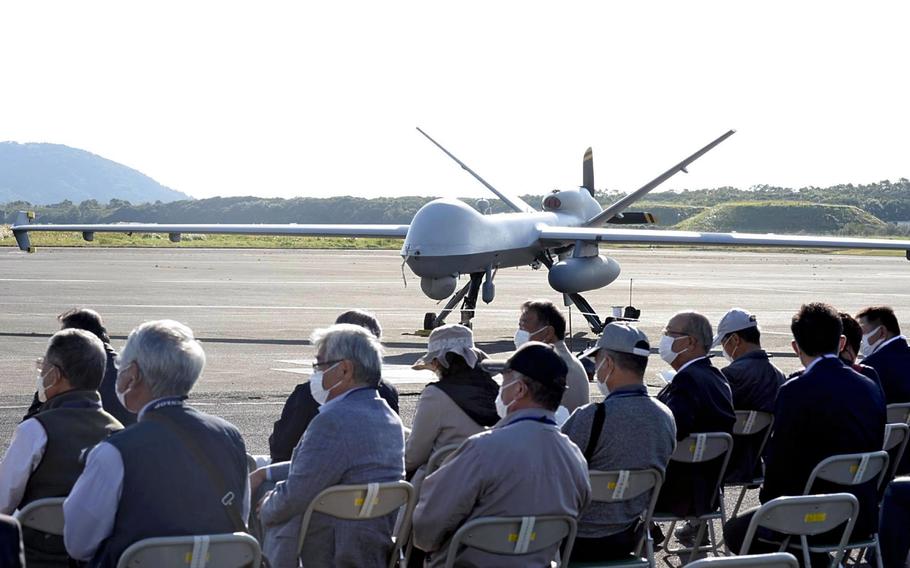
[[548, 255, 621, 294]]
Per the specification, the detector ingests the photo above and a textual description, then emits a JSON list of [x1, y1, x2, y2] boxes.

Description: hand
[[249, 467, 267, 495]]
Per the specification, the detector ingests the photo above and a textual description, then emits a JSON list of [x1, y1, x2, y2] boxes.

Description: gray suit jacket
[[260, 387, 405, 567]]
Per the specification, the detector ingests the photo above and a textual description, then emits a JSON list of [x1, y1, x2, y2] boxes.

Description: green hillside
[[674, 201, 888, 234]]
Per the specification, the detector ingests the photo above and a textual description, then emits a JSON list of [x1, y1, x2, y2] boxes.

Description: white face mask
[[115, 364, 138, 414], [495, 380, 519, 418], [36, 371, 52, 404], [594, 359, 611, 397], [721, 336, 737, 364], [513, 326, 547, 349], [659, 334, 687, 366], [859, 326, 884, 359], [310, 362, 342, 406]]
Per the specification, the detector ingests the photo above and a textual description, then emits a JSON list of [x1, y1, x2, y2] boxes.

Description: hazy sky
[[2, 1, 908, 200]]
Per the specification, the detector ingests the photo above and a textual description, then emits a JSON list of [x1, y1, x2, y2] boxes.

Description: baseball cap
[[711, 308, 759, 348], [580, 322, 651, 359], [480, 342, 568, 391]]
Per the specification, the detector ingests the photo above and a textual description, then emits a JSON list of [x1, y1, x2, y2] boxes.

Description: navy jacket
[[656, 357, 736, 517], [761, 356, 886, 539], [721, 350, 785, 483], [269, 380, 399, 462], [862, 337, 910, 404], [0, 515, 25, 568]]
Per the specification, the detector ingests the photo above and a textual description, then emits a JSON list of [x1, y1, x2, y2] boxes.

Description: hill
[[674, 201, 889, 234], [0, 142, 189, 204]]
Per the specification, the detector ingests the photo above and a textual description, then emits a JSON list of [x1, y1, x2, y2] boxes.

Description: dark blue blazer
[[761, 356, 885, 538], [0, 515, 24, 568], [862, 337, 910, 404]]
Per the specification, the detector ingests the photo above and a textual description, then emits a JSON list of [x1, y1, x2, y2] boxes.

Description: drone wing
[[10, 211, 408, 252], [539, 225, 910, 257]]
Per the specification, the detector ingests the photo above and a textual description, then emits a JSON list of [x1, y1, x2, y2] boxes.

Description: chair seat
[[569, 553, 649, 567]]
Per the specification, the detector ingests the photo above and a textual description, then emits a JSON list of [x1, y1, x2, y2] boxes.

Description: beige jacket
[[405, 385, 485, 476], [555, 340, 591, 412], [413, 408, 591, 567]]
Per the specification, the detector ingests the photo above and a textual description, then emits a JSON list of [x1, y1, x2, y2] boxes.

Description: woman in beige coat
[[406, 324, 499, 481]]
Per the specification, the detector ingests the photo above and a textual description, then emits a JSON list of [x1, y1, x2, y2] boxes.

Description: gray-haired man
[[255, 324, 405, 567], [0, 329, 123, 567], [563, 323, 676, 562], [63, 320, 250, 568]]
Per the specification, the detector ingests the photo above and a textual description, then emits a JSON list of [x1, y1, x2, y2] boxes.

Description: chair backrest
[[426, 443, 462, 476], [740, 493, 858, 568], [733, 410, 774, 437], [669, 432, 734, 509], [803, 451, 890, 494], [116, 532, 261, 568], [13, 497, 66, 535], [589, 469, 663, 558], [687, 552, 799, 568], [297, 481, 415, 565], [883, 423, 910, 483], [442, 515, 577, 568], [887, 403, 910, 425], [245, 453, 257, 474]]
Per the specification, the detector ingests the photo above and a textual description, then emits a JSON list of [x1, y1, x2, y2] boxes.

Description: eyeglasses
[[312, 359, 343, 371], [663, 329, 689, 338]]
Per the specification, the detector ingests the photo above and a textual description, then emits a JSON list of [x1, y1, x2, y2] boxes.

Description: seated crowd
[[0, 301, 908, 567]]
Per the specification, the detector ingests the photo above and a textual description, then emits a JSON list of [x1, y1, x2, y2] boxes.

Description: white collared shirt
[[676, 355, 709, 375], [803, 353, 840, 375], [0, 418, 47, 514]]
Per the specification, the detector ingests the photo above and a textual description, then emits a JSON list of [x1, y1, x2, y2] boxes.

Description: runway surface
[[3, 246, 910, 454]]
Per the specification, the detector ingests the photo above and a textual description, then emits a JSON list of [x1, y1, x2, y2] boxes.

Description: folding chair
[[13, 497, 66, 536], [441, 515, 577, 568], [803, 451, 890, 568], [726, 411, 774, 521], [297, 481, 415, 568], [246, 453, 257, 473], [570, 468, 663, 568], [653, 432, 734, 563], [116, 532, 261, 568], [886, 403, 910, 425], [883, 423, 910, 486], [425, 443, 461, 476], [739, 493, 859, 568], [687, 552, 799, 568]]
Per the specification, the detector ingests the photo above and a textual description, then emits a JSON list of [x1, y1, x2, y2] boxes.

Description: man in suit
[[412, 342, 591, 568], [856, 306, 909, 404], [655, 311, 735, 523], [254, 324, 405, 567], [0, 329, 123, 567], [64, 320, 250, 568], [267, 309, 399, 463], [723, 303, 886, 558]]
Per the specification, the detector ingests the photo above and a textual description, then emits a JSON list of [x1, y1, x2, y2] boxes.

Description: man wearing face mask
[[412, 342, 591, 567], [712, 309, 785, 485], [654, 311, 735, 533], [856, 306, 910, 404], [562, 324, 676, 562], [516, 300, 590, 412], [254, 324, 405, 567], [723, 303, 886, 558], [0, 329, 122, 567], [63, 320, 250, 568]]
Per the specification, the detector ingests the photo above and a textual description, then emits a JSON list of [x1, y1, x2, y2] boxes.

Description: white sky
[[1, 1, 908, 200]]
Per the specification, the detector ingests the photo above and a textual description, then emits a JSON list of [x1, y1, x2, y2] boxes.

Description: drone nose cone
[[402, 198, 484, 258]]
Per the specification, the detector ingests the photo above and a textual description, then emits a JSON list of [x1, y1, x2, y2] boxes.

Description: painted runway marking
[[0, 278, 404, 285], [273, 359, 437, 385]]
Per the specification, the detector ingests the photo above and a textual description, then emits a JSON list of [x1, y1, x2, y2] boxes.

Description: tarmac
[[1, 246, 907, 560]]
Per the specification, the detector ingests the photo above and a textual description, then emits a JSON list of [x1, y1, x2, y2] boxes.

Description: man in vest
[[0, 329, 123, 567], [63, 320, 250, 568]]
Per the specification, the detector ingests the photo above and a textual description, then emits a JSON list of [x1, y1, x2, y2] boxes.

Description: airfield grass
[[1, 225, 905, 256]]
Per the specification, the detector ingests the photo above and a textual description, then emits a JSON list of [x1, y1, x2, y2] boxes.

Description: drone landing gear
[[565, 292, 642, 335], [422, 272, 484, 331]]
